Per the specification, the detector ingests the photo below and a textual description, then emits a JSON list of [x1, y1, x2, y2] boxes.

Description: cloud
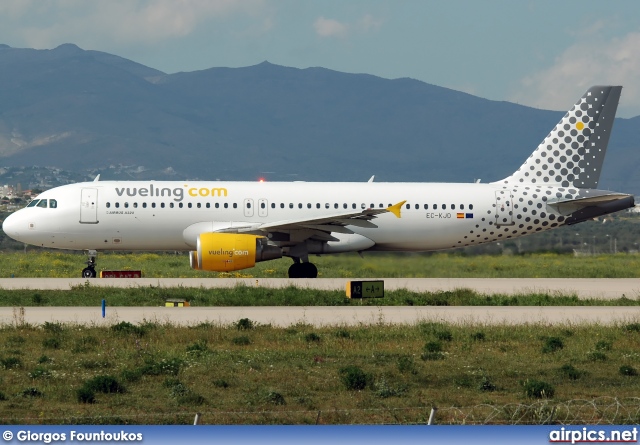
[[358, 14, 383, 32], [510, 31, 640, 117], [3, 0, 265, 48], [314, 16, 348, 39], [313, 14, 383, 39]]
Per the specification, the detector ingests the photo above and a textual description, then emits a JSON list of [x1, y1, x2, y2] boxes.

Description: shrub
[[186, 340, 209, 357], [120, 368, 144, 383], [424, 341, 443, 353], [339, 366, 370, 390], [421, 341, 445, 360], [470, 332, 486, 341], [624, 323, 640, 332], [435, 330, 453, 342], [177, 392, 205, 406], [479, 377, 496, 392], [587, 351, 607, 362], [42, 321, 64, 333], [232, 336, 251, 346], [542, 337, 564, 353], [595, 340, 612, 351], [111, 321, 145, 337], [266, 391, 286, 405], [28, 366, 51, 379], [37, 355, 51, 364], [334, 329, 351, 339], [559, 364, 583, 380], [305, 332, 321, 342], [619, 365, 638, 376], [397, 356, 416, 374], [523, 379, 555, 399], [42, 337, 61, 349], [235, 318, 254, 330], [21, 387, 43, 398], [213, 379, 229, 388], [83, 375, 125, 394], [76, 387, 96, 404], [0, 392, 6, 401], [0, 357, 22, 369]]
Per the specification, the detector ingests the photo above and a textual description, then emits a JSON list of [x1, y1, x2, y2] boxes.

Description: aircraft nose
[[2, 211, 24, 241]]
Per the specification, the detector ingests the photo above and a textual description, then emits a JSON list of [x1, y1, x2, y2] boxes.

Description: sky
[[2, 0, 640, 117]]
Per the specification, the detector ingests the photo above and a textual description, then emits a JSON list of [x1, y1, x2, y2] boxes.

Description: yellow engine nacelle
[[189, 233, 282, 272]]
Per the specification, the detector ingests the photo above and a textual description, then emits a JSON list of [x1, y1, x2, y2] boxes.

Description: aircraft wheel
[[301, 262, 318, 278], [288, 262, 303, 278], [82, 267, 97, 278]]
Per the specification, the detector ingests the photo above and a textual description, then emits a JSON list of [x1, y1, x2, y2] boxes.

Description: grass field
[[0, 285, 638, 307], [1, 320, 640, 425], [1, 250, 639, 278]]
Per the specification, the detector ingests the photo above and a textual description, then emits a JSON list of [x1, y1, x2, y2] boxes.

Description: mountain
[[0, 44, 638, 194]]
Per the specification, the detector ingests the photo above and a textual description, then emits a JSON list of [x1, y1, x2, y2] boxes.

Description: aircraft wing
[[215, 201, 406, 241]]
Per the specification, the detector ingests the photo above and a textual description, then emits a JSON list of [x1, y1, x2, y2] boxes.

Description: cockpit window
[[27, 200, 39, 207], [37, 200, 48, 208], [49, 199, 57, 209]]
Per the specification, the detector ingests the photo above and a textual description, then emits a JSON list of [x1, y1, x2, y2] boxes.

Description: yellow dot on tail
[[576, 122, 584, 130]]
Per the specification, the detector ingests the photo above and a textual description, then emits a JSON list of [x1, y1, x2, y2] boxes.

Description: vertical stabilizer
[[499, 86, 621, 189]]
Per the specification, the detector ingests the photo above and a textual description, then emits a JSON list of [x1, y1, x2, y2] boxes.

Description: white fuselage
[[3, 180, 579, 253]]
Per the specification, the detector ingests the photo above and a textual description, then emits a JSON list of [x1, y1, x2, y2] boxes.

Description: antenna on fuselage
[[93, 174, 101, 182], [368, 175, 375, 183]]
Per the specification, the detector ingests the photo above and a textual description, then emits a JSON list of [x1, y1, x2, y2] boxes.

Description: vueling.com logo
[[115, 184, 228, 202], [209, 249, 250, 258]]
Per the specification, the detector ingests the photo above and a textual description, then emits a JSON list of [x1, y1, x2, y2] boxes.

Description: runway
[[1, 278, 638, 326], [0, 277, 639, 299], [2, 305, 640, 326]]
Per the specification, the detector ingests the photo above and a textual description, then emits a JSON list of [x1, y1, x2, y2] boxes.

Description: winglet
[[387, 200, 406, 218]]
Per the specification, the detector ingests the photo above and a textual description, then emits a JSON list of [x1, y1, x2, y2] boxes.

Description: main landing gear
[[288, 259, 318, 278], [82, 250, 97, 278]]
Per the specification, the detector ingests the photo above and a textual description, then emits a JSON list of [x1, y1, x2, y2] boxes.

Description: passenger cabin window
[[106, 202, 111, 209]]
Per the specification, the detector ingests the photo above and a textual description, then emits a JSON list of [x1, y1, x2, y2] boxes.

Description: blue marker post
[[102, 299, 106, 318]]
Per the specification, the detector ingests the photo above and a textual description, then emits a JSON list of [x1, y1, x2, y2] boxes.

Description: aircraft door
[[80, 188, 99, 224], [243, 198, 254, 218], [258, 199, 268, 217], [494, 190, 514, 226]]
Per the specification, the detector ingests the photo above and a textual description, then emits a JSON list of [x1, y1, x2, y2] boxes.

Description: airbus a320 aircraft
[[2, 86, 634, 278]]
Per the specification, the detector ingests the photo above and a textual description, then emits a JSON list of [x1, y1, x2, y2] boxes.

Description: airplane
[[2, 86, 634, 279]]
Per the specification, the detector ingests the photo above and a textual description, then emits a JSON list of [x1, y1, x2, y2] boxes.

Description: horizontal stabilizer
[[548, 193, 633, 216]]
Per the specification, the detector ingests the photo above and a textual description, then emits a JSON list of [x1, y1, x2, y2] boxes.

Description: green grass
[[1, 250, 640, 278], [1, 321, 640, 424], [0, 285, 638, 307]]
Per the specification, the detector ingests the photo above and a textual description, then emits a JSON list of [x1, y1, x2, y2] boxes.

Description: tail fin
[[498, 86, 622, 189]]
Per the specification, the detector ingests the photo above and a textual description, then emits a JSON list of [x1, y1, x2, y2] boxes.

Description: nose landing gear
[[82, 250, 97, 278]]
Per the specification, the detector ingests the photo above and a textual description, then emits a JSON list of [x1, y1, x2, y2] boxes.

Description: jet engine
[[189, 233, 282, 272]]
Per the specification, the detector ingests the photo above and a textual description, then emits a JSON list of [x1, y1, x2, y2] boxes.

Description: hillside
[[0, 44, 638, 194]]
